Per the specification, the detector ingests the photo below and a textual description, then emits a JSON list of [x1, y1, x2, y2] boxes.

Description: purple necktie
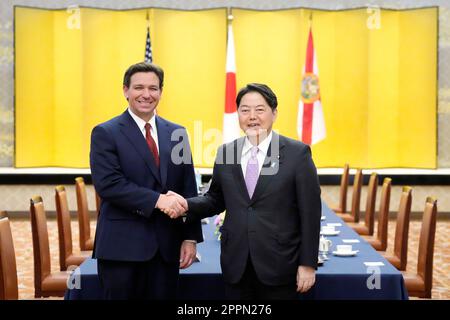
[[245, 146, 259, 198]]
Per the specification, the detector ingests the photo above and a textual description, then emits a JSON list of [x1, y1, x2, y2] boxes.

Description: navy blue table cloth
[[65, 202, 408, 300]]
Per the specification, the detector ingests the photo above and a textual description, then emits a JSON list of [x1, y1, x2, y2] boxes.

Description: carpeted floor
[[6, 215, 450, 300]]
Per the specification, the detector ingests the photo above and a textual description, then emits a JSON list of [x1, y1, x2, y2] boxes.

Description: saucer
[[332, 250, 359, 257], [320, 230, 340, 236]]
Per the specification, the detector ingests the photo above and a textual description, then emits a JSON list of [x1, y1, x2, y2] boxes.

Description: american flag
[[145, 26, 152, 63]]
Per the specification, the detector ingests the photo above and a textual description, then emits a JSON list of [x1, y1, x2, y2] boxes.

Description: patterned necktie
[[144, 123, 160, 167], [245, 146, 259, 198]]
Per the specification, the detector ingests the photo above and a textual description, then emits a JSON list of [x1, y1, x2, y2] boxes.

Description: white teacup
[[336, 245, 353, 253], [319, 236, 332, 252], [321, 226, 335, 233]]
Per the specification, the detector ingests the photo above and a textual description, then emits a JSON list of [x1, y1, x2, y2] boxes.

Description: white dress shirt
[[240, 131, 273, 178], [128, 108, 196, 245], [127, 108, 159, 153]]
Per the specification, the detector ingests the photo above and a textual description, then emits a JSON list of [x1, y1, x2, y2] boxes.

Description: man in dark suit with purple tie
[[90, 62, 203, 299], [167, 83, 322, 299]]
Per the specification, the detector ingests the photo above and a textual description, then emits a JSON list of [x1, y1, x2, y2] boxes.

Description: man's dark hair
[[236, 83, 278, 110], [123, 62, 164, 89]]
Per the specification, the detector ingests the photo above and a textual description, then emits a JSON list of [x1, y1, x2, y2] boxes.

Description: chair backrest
[[376, 178, 391, 251], [417, 197, 438, 296], [350, 169, 363, 223], [338, 164, 350, 213], [363, 172, 378, 235], [75, 177, 91, 251], [55, 185, 74, 271], [0, 218, 18, 300], [29, 196, 52, 294], [393, 186, 412, 270]]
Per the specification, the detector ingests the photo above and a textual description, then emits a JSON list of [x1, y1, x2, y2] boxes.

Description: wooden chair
[[55, 186, 92, 271], [347, 172, 378, 235], [0, 211, 7, 219], [75, 177, 94, 251], [402, 197, 438, 298], [364, 178, 392, 251], [331, 163, 349, 214], [30, 196, 69, 297], [381, 186, 412, 271], [0, 217, 18, 300], [337, 169, 363, 223]]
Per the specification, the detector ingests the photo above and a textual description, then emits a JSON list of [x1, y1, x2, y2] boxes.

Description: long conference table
[[65, 202, 408, 300]]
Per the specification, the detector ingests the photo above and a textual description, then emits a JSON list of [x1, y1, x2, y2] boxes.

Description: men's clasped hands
[[156, 191, 188, 219]]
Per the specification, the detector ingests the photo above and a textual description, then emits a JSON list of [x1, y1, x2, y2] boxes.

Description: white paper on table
[[342, 239, 360, 243], [364, 262, 385, 267], [327, 223, 342, 227], [194, 252, 202, 263]]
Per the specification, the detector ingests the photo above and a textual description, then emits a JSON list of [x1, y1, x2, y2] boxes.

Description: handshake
[[156, 191, 188, 219]]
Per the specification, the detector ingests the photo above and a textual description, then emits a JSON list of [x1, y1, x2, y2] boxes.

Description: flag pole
[[227, 7, 233, 41], [227, 7, 233, 31], [146, 9, 151, 35], [227, 7, 233, 21], [144, 9, 153, 64], [146, 9, 151, 36]]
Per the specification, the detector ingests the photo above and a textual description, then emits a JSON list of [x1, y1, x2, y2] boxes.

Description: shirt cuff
[[183, 240, 197, 244]]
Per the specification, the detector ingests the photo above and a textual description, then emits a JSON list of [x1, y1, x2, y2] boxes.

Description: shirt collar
[[127, 108, 156, 131], [242, 131, 273, 157]]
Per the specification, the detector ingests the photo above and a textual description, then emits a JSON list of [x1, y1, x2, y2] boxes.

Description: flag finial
[[227, 7, 233, 21], [146, 10, 149, 22], [309, 11, 313, 21], [144, 11, 153, 63]]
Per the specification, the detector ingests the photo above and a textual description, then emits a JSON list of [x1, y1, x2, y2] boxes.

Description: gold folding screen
[[15, 7, 437, 168]]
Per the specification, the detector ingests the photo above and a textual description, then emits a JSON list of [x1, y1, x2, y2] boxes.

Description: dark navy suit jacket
[[187, 133, 321, 286], [90, 110, 203, 263]]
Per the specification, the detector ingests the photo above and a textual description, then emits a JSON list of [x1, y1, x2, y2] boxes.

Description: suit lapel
[[118, 111, 161, 184], [249, 132, 285, 205], [230, 138, 251, 202], [156, 116, 170, 188]]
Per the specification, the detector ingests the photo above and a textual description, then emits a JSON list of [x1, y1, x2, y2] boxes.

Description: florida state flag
[[297, 28, 326, 145]]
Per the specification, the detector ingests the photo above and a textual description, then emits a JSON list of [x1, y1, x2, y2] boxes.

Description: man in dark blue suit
[[90, 62, 203, 299]]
